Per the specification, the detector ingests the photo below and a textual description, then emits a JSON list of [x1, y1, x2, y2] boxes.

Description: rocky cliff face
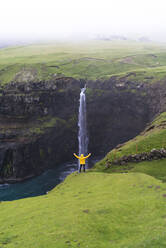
[[0, 76, 165, 182], [0, 78, 82, 182], [86, 77, 165, 155]]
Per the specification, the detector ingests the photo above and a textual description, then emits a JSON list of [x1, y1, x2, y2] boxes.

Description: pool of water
[[0, 156, 100, 202], [0, 162, 78, 201]]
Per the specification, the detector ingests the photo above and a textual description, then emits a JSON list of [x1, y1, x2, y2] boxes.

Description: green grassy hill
[[1, 172, 166, 248], [1, 41, 166, 84]]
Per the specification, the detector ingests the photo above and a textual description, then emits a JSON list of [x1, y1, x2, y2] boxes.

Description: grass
[[0, 116, 67, 137], [94, 112, 166, 170], [1, 40, 166, 84], [1, 172, 166, 247], [93, 157, 166, 181], [29, 117, 66, 135], [130, 159, 166, 181]]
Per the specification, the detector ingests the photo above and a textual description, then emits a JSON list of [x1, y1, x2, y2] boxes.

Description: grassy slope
[[93, 159, 166, 182], [1, 172, 166, 248], [1, 41, 166, 84], [94, 112, 166, 172]]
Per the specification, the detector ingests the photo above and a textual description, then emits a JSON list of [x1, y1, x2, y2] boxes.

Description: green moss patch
[[29, 117, 66, 135]]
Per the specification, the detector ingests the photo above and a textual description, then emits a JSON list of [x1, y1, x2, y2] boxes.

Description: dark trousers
[[79, 164, 85, 172]]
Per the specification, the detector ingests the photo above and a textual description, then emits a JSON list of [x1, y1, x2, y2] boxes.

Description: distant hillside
[[0, 41, 166, 85]]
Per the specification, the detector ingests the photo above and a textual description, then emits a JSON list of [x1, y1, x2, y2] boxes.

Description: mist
[[1, 0, 166, 44]]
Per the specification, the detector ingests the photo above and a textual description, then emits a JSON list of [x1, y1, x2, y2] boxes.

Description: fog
[[0, 0, 166, 43]]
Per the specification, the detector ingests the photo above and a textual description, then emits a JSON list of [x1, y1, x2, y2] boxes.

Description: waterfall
[[78, 87, 88, 170]]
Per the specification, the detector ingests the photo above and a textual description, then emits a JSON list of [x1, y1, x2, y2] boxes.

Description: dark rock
[[115, 143, 124, 149], [0, 78, 81, 182], [83, 209, 90, 213], [0, 75, 166, 182], [112, 148, 166, 166], [86, 77, 151, 155], [146, 125, 155, 131]]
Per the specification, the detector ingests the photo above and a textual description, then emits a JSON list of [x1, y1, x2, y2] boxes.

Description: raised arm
[[84, 153, 91, 159], [73, 153, 80, 159]]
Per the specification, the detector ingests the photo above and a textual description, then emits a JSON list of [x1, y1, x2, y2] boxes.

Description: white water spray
[[78, 87, 88, 170]]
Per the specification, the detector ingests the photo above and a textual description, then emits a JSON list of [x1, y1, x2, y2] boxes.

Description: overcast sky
[[0, 0, 166, 42]]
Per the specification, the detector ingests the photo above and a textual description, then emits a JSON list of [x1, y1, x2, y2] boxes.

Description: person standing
[[73, 153, 91, 172]]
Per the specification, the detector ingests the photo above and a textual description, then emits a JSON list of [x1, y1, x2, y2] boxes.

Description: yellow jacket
[[73, 153, 91, 164]]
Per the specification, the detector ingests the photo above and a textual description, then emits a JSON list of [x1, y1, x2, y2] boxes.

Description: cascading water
[[78, 87, 88, 171]]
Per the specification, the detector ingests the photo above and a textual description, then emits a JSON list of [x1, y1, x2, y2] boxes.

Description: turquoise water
[[0, 162, 77, 201]]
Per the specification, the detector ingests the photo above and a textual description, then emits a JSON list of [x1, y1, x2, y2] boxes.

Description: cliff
[[1, 74, 166, 182], [0, 78, 82, 182]]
